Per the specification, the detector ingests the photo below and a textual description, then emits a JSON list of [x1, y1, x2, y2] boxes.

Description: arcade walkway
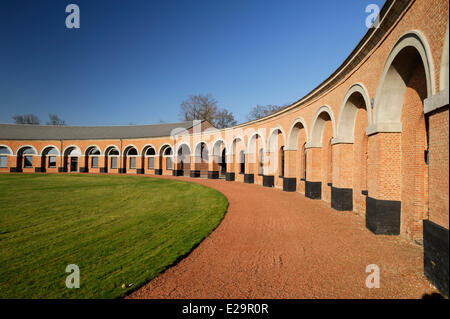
[[128, 175, 438, 299]]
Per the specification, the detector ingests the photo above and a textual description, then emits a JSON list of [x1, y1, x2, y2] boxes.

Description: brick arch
[[335, 83, 371, 143], [286, 117, 309, 151], [267, 126, 286, 153], [247, 132, 265, 155], [40, 145, 60, 156], [309, 106, 336, 148], [370, 31, 435, 134]]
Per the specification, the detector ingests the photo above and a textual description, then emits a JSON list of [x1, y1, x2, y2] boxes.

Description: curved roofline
[[232, 0, 411, 129]]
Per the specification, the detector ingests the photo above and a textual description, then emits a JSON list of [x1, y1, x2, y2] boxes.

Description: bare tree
[[13, 114, 41, 125], [180, 94, 218, 123], [215, 109, 237, 129], [46, 114, 66, 126], [180, 94, 237, 128], [247, 104, 286, 121]]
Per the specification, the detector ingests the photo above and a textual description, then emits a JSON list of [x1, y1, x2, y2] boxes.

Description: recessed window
[[92, 157, 98, 168], [166, 157, 172, 170], [130, 157, 136, 169], [148, 157, 154, 169], [48, 156, 57, 168], [0, 156, 7, 168], [111, 157, 117, 169], [24, 156, 33, 168], [0, 147, 12, 155]]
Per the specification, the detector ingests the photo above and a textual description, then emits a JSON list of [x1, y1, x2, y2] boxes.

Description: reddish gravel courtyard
[[128, 175, 438, 299]]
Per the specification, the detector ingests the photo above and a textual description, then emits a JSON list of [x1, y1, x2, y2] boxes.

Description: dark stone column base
[[331, 187, 353, 211], [365, 196, 401, 235], [58, 167, 65, 173], [79, 167, 88, 173], [283, 177, 296, 192], [100, 167, 107, 173], [10, 167, 20, 172], [154, 169, 162, 175], [208, 171, 219, 179], [190, 170, 200, 178], [172, 169, 184, 176], [305, 181, 321, 199], [244, 174, 254, 184], [226, 172, 235, 181], [263, 175, 274, 187], [423, 220, 449, 297], [118, 168, 126, 174], [35, 167, 44, 173], [137, 168, 144, 174]]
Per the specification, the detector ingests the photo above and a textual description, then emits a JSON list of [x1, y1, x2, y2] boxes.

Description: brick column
[[282, 150, 296, 192], [244, 152, 254, 184], [225, 154, 235, 181], [153, 155, 162, 175], [208, 155, 219, 179], [366, 132, 402, 235], [305, 147, 321, 199], [330, 143, 353, 211]]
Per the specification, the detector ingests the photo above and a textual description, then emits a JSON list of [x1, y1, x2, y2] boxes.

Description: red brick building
[[0, 0, 448, 296]]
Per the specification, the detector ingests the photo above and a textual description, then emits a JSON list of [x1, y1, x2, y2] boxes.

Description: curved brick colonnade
[[1, 0, 449, 295]]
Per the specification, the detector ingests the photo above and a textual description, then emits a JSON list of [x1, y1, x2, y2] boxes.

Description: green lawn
[[0, 174, 228, 299]]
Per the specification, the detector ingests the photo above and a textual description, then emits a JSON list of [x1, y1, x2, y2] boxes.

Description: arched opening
[[16, 146, 37, 172], [248, 133, 265, 184], [308, 106, 335, 200], [64, 146, 81, 172], [212, 140, 226, 179], [159, 145, 173, 175], [176, 144, 191, 176], [123, 146, 138, 173], [370, 32, 432, 238], [84, 146, 101, 173], [287, 119, 308, 192], [228, 137, 246, 182], [267, 128, 285, 187], [104, 146, 120, 173], [142, 145, 156, 174], [0, 146, 12, 170], [193, 142, 208, 178], [41, 146, 59, 172], [334, 85, 370, 212]]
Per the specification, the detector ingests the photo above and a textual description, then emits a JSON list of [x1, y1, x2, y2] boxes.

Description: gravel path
[[127, 175, 437, 299]]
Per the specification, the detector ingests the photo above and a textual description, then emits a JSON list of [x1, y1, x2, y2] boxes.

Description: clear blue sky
[[0, 0, 385, 126]]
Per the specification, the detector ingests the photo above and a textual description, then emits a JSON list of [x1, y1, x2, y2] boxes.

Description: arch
[[212, 139, 226, 156], [63, 145, 81, 156], [123, 145, 138, 156], [40, 145, 60, 156], [228, 136, 246, 155], [16, 145, 38, 156], [0, 145, 13, 155], [335, 83, 371, 143], [267, 126, 286, 153], [371, 31, 435, 133], [84, 145, 102, 156], [176, 143, 191, 156], [104, 145, 120, 156], [440, 23, 449, 91], [247, 132, 265, 154], [286, 117, 309, 150], [309, 105, 336, 147], [193, 141, 209, 158], [140, 144, 157, 156], [158, 143, 173, 156]]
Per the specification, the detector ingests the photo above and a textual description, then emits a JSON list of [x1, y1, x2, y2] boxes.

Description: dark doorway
[[70, 157, 78, 172]]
